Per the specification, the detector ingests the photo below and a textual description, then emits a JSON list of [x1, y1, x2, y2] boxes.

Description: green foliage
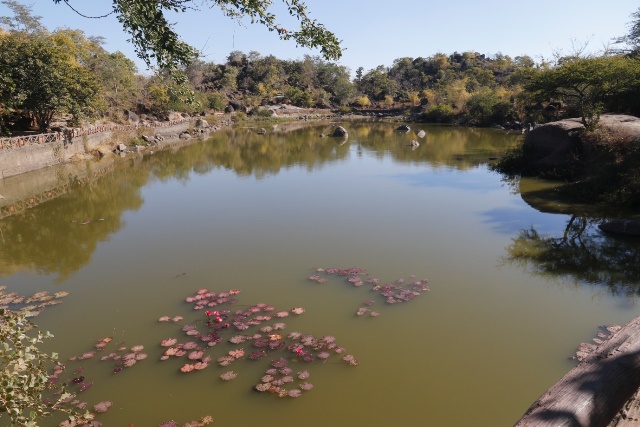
[[490, 143, 525, 176], [250, 106, 273, 117], [53, 0, 342, 73], [466, 90, 497, 125], [0, 0, 44, 33], [422, 104, 454, 123], [0, 31, 102, 130], [284, 86, 313, 107], [614, 7, 640, 54], [357, 95, 371, 108], [206, 92, 226, 111], [357, 65, 397, 101], [0, 308, 81, 426], [92, 51, 138, 117], [336, 105, 351, 114], [465, 87, 513, 126], [524, 55, 640, 129]]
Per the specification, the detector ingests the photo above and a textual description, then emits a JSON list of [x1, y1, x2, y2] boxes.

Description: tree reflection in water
[[502, 214, 640, 295]]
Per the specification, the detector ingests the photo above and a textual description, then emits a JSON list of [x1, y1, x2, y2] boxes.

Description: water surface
[[1, 121, 639, 426]]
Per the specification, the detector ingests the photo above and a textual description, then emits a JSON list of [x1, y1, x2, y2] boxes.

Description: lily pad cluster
[[155, 287, 358, 398], [572, 324, 622, 362], [158, 416, 213, 427], [308, 267, 430, 315], [0, 285, 69, 317], [30, 266, 429, 425], [68, 338, 148, 374], [45, 338, 150, 425]]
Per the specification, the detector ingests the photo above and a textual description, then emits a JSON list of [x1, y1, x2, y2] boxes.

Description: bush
[[206, 92, 226, 111], [336, 105, 351, 114], [249, 107, 273, 117], [422, 104, 454, 123], [357, 96, 371, 108], [0, 309, 86, 425], [466, 90, 499, 126], [489, 143, 526, 177]]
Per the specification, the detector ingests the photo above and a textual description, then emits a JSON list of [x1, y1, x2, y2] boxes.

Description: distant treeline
[[1, 1, 640, 134]]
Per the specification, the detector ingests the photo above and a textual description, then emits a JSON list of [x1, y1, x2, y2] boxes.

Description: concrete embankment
[[0, 120, 194, 179], [0, 118, 234, 218]]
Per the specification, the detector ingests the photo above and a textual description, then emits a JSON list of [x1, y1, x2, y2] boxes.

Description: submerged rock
[[599, 220, 640, 237], [331, 126, 348, 138]]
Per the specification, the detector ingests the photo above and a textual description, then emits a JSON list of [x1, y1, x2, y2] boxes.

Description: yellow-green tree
[[524, 55, 640, 128]]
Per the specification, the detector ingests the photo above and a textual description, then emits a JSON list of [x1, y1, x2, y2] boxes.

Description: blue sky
[[2, 0, 638, 76]]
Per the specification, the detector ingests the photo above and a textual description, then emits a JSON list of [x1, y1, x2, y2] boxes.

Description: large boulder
[[522, 115, 640, 177], [126, 110, 140, 124], [195, 118, 209, 128], [522, 117, 583, 176], [597, 114, 640, 139]]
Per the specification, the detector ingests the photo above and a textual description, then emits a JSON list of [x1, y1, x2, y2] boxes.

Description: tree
[[524, 55, 640, 129], [93, 51, 138, 117], [358, 66, 397, 101], [0, 0, 44, 33], [52, 0, 343, 72], [0, 32, 102, 130], [614, 7, 640, 54], [0, 3, 103, 130]]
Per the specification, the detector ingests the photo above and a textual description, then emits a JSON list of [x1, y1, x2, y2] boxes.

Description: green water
[[1, 121, 639, 426]]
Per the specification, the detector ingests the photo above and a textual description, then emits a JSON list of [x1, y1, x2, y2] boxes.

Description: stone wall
[[0, 121, 192, 179]]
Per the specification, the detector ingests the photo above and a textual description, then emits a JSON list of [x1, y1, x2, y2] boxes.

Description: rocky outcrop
[[521, 115, 640, 177], [397, 124, 411, 132]]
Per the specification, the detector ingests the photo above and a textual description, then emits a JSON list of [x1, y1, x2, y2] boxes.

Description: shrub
[[357, 96, 371, 108], [422, 104, 454, 123], [249, 107, 273, 117], [337, 105, 351, 114], [0, 308, 87, 426], [206, 92, 226, 111]]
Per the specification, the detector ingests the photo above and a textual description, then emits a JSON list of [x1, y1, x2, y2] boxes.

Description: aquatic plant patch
[[3, 266, 431, 425], [0, 285, 69, 317], [308, 267, 430, 315]]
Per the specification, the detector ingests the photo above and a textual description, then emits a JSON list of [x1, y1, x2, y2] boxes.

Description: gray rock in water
[[416, 129, 426, 138], [599, 220, 640, 237], [332, 126, 348, 138], [257, 128, 266, 135], [397, 124, 410, 132]]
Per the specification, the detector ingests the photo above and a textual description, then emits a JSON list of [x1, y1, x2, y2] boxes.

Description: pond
[[1, 120, 639, 426]]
